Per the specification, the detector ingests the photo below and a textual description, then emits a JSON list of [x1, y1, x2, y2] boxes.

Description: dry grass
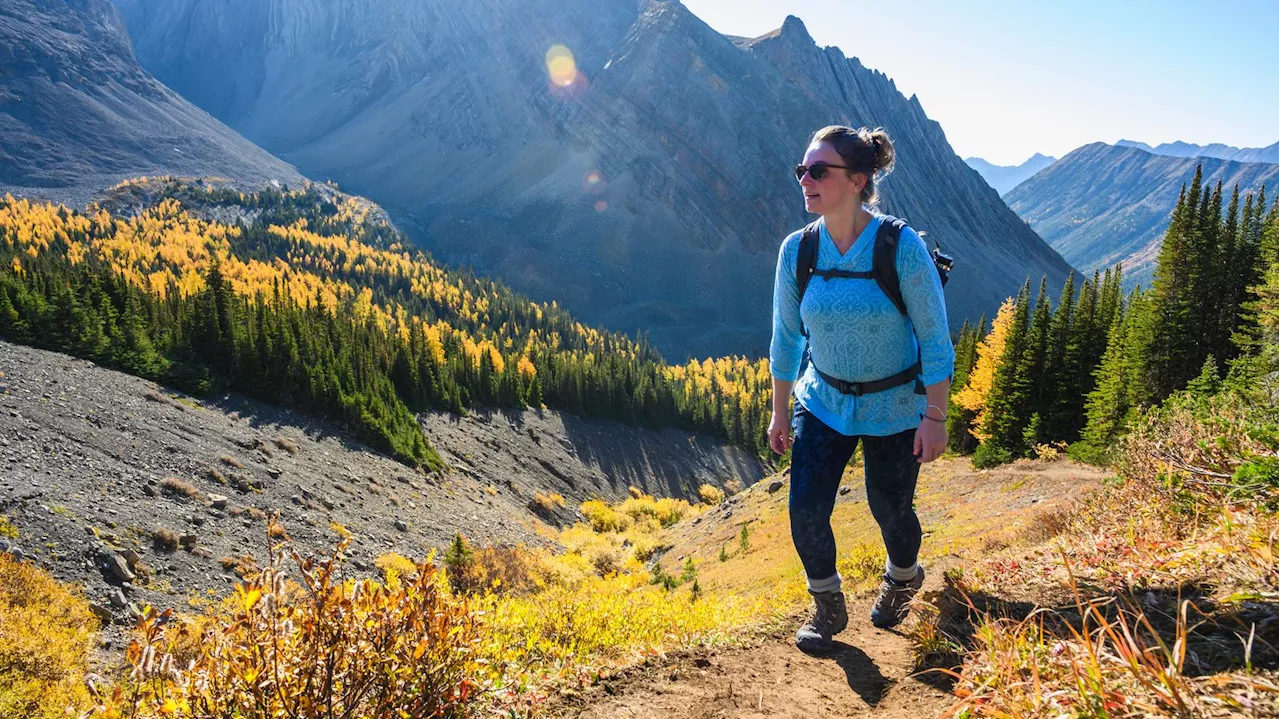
[[159, 477, 203, 502], [218, 554, 257, 578], [273, 436, 299, 455], [941, 558, 1278, 717], [904, 452, 1278, 719], [150, 528, 181, 553], [531, 492, 566, 517], [204, 467, 227, 485]]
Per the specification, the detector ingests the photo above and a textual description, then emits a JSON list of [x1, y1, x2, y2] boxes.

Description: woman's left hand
[[913, 415, 947, 464]]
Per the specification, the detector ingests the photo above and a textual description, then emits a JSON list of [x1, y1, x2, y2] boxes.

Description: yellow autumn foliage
[[0, 555, 98, 719], [952, 297, 1016, 441]]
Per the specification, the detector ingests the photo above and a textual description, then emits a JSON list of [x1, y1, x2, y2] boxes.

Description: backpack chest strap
[[813, 268, 877, 281]]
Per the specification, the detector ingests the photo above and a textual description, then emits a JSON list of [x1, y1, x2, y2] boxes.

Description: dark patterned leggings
[[788, 402, 922, 583]]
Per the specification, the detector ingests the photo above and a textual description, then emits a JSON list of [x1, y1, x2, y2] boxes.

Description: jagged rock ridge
[[112, 0, 1074, 358], [0, 0, 302, 208]]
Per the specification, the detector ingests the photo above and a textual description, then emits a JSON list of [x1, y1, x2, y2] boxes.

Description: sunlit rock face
[[114, 0, 1073, 359], [0, 0, 301, 207]]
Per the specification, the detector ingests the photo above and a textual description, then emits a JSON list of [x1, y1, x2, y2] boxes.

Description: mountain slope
[[965, 153, 1056, 195], [0, 0, 302, 208], [1004, 143, 1278, 287], [111, 1, 1074, 358], [1116, 139, 1279, 164], [0, 178, 778, 462], [0, 339, 761, 632]]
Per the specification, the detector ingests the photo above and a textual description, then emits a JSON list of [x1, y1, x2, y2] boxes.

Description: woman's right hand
[[767, 410, 792, 455]]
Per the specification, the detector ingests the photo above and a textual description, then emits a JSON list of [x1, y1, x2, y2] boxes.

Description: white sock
[[806, 572, 842, 594], [885, 559, 918, 582]]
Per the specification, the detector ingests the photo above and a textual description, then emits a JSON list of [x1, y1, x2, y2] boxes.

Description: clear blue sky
[[683, 0, 1279, 166]]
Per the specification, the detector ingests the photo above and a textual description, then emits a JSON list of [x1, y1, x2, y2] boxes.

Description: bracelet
[[926, 403, 946, 419], [922, 413, 944, 423]]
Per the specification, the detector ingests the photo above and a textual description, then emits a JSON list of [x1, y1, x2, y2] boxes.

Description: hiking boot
[[794, 590, 848, 653], [870, 566, 924, 629]]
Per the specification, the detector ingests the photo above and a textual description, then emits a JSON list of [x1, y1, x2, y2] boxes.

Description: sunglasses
[[794, 161, 852, 181]]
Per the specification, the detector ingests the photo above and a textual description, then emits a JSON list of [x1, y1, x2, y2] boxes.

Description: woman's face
[[798, 141, 866, 215]]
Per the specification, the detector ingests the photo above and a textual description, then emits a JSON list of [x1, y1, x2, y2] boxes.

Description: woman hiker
[[768, 125, 954, 653]]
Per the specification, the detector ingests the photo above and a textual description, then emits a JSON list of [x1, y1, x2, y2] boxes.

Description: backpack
[[795, 214, 951, 332], [792, 214, 954, 396]]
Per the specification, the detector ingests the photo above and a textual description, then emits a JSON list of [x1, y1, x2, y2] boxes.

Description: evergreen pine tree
[[1145, 173, 1201, 401], [1016, 277, 1052, 446], [1060, 272, 1099, 436], [947, 317, 983, 454], [1230, 191, 1260, 345], [1043, 272, 1077, 441], [1185, 355, 1222, 397], [1081, 297, 1132, 451], [1121, 289, 1153, 412], [980, 280, 1031, 460]]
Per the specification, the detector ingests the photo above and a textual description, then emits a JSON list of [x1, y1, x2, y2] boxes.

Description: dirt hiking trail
[[553, 457, 1107, 718], [554, 574, 958, 719]]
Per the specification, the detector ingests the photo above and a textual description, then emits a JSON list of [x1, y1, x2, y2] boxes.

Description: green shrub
[[971, 443, 1012, 469], [1066, 441, 1109, 466]]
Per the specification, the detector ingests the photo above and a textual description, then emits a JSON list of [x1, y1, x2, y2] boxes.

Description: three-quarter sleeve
[[896, 227, 954, 385], [770, 232, 805, 381]]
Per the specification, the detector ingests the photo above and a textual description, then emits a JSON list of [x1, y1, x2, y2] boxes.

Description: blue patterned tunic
[[770, 212, 955, 437]]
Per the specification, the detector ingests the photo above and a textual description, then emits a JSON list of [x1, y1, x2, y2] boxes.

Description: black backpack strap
[[794, 221, 821, 336], [872, 215, 909, 315]]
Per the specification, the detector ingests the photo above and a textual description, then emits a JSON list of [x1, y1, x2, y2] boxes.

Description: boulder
[[100, 552, 135, 584]]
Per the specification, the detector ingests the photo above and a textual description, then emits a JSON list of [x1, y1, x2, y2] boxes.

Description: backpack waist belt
[[812, 360, 925, 396]]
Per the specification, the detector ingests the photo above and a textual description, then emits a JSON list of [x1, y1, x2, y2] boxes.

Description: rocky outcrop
[[1004, 143, 1277, 288], [113, 0, 1074, 358], [0, 0, 301, 208]]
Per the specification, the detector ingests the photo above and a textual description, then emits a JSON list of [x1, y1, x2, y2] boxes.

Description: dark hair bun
[[868, 128, 895, 174]]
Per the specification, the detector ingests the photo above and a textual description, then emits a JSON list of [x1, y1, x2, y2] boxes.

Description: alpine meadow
[[0, 1, 1276, 718]]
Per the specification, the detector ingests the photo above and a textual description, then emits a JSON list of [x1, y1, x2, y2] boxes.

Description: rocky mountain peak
[[780, 14, 813, 43], [107, 0, 1073, 358]]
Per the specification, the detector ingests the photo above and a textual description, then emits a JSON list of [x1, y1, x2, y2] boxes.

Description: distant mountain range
[[0, 0, 301, 208], [964, 154, 1057, 195], [1116, 140, 1279, 165], [109, 0, 1074, 359], [1004, 142, 1278, 288]]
